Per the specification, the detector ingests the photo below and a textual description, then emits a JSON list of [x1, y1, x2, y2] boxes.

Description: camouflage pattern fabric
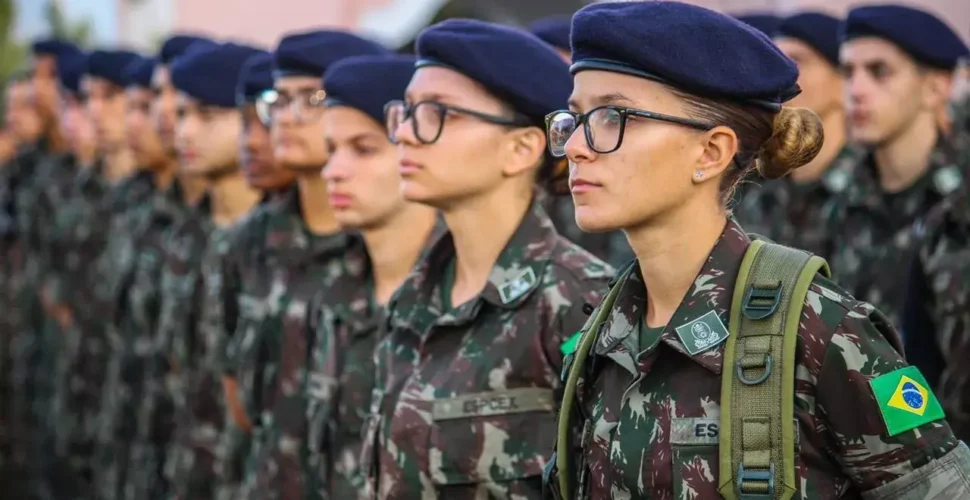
[[734, 145, 860, 258], [305, 223, 443, 500], [360, 200, 612, 499], [903, 188, 970, 441], [94, 177, 188, 500], [827, 138, 966, 328], [226, 186, 366, 500], [543, 192, 634, 269], [551, 218, 967, 498]]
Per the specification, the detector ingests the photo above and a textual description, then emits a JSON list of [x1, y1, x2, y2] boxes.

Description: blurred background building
[[2, 0, 968, 70]]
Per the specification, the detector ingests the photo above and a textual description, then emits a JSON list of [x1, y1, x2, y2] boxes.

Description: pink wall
[[172, 0, 969, 48]]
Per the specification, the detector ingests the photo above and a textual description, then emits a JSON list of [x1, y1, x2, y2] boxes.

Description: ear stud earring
[[694, 171, 703, 180]]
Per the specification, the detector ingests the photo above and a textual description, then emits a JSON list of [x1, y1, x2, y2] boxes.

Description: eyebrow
[[404, 91, 454, 104], [568, 92, 637, 111]]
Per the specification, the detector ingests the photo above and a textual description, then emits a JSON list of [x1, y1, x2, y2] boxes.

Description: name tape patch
[[670, 418, 720, 445], [432, 387, 555, 421]]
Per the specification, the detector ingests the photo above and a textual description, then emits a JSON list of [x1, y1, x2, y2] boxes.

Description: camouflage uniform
[[360, 201, 612, 499], [549, 218, 970, 498], [733, 145, 860, 258], [225, 186, 366, 500], [827, 139, 966, 328], [94, 176, 188, 500], [47, 162, 116, 489], [305, 224, 442, 500], [902, 188, 970, 441], [544, 193, 634, 269]]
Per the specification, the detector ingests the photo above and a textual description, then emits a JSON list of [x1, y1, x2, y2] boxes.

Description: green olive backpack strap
[[552, 262, 635, 500], [718, 239, 831, 500]]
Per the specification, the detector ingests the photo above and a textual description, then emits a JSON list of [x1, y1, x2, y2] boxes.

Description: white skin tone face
[[563, 71, 736, 233], [322, 106, 409, 230], [775, 38, 843, 118], [175, 92, 241, 176], [271, 76, 329, 172]]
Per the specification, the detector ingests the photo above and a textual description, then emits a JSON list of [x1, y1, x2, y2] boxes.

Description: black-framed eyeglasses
[[544, 105, 713, 157], [255, 88, 327, 127], [384, 100, 533, 145]]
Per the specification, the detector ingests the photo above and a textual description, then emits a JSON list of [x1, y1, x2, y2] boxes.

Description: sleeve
[[816, 303, 970, 497]]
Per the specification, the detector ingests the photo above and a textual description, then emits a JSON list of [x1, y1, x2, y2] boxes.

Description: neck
[[873, 117, 939, 193], [152, 156, 178, 191], [178, 172, 209, 206], [626, 199, 726, 328], [790, 108, 846, 183], [444, 184, 533, 306], [102, 148, 136, 183], [210, 170, 261, 227], [44, 121, 68, 154], [364, 205, 438, 305], [297, 173, 340, 235], [75, 147, 96, 168]]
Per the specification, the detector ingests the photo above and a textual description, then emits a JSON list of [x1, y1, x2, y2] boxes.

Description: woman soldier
[[305, 54, 440, 499], [360, 19, 613, 499], [543, 2, 970, 499]]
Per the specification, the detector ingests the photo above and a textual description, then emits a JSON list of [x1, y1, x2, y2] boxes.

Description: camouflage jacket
[[827, 139, 966, 328], [903, 188, 970, 441], [543, 192, 634, 269], [218, 186, 364, 500], [734, 145, 860, 259], [305, 223, 443, 500], [551, 217, 969, 499], [360, 200, 613, 499]]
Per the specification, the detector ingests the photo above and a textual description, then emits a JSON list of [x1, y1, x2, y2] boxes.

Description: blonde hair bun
[[756, 107, 824, 180]]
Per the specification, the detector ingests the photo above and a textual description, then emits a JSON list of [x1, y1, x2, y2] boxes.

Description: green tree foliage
[[45, 0, 93, 48]]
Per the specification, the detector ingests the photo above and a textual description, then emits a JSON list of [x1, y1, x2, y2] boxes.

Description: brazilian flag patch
[[869, 366, 945, 437]]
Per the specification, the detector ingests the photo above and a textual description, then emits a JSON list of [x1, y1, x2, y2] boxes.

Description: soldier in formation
[[2, 2, 970, 499]]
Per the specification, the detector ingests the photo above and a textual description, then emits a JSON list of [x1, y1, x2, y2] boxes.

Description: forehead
[[176, 91, 201, 108], [406, 66, 487, 102], [324, 105, 381, 137], [126, 87, 152, 99], [274, 75, 321, 92], [773, 37, 819, 59], [840, 37, 913, 65], [151, 65, 169, 88], [569, 70, 674, 108]]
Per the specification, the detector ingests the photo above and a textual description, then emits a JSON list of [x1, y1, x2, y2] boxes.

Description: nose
[[322, 149, 352, 182], [563, 125, 596, 164]]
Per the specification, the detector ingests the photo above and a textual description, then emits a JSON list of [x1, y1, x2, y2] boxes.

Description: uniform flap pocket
[[671, 418, 720, 446], [432, 388, 555, 421]]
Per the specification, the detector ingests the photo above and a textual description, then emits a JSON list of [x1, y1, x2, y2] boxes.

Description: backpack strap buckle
[[737, 462, 775, 500], [741, 283, 783, 320], [736, 353, 772, 385]]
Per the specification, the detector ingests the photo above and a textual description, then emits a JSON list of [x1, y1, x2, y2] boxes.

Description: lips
[[569, 177, 602, 194], [328, 192, 353, 208], [399, 159, 422, 176]]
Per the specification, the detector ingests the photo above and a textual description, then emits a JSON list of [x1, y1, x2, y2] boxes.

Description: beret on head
[[31, 38, 83, 64], [571, 1, 800, 110], [775, 12, 842, 67], [734, 13, 783, 36], [843, 5, 970, 70], [273, 30, 388, 78], [85, 50, 143, 87], [123, 56, 157, 89], [171, 43, 264, 108], [160, 34, 217, 64], [323, 54, 417, 125], [237, 51, 274, 104], [528, 15, 572, 52], [416, 19, 572, 126], [58, 52, 88, 95]]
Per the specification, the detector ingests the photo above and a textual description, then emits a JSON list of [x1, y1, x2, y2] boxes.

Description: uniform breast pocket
[[428, 388, 558, 495], [670, 417, 721, 499]]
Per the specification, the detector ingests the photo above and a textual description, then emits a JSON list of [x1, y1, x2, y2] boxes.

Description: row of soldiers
[[0, 2, 967, 499]]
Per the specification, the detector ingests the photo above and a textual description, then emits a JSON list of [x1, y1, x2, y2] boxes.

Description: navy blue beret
[[734, 14, 782, 36], [123, 56, 157, 89], [159, 34, 217, 64], [85, 50, 143, 87], [843, 5, 970, 70], [416, 19, 571, 126], [237, 51, 274, 104], [775, 12, 842, 67], [323, 54, 417, 125], [571, 2, 800, 110], [273, 30, 388, 78], [58, 52, 88, 95], [31, 38, 83, 64], [528, 15, 572, 52], [171, 43, 264, 108]]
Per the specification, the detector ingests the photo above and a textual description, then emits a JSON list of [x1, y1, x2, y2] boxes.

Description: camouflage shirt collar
[[314, 235, 375, 334], [849, 136, 965, 207], [263, 184, 353, 257], [595, 218, 749, 375], [389, 199, 559, 330]]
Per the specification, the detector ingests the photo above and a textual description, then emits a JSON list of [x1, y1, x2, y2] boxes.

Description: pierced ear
[[694, 125, 737, 183], [922, 70, 953, 110], [502, 126, 546, 177]]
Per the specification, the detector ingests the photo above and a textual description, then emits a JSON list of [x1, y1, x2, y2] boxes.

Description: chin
[[574, 205, 622, 233], [400, 179, 438, 206]]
